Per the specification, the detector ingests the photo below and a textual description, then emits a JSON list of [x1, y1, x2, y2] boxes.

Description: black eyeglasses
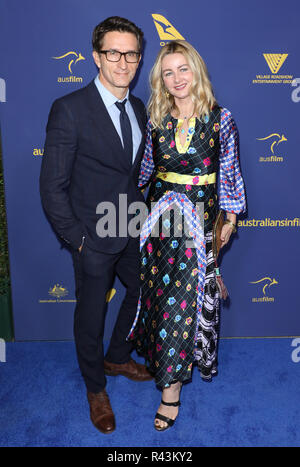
[[99, 49, 140, 63]]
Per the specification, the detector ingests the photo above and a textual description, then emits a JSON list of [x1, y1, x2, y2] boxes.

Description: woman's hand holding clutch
[[220, 223, 235, 248]]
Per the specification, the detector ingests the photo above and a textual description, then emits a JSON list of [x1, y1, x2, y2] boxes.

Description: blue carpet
[[0, 338, 299, 447]]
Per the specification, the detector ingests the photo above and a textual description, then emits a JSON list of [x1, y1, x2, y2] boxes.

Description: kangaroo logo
[[52, 51, 85, 74], [257, 133, 287, 154], [250, 277, 278, 296], [263, 53, 288, 74], [152, 14, 185, 41]]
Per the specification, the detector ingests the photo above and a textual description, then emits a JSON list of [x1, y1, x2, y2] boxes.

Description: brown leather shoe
[[104, 358, 153, 382], [87, 389, 115, 434]]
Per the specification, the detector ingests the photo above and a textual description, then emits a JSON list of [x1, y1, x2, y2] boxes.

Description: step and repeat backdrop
[[0, 0, 299, 340]]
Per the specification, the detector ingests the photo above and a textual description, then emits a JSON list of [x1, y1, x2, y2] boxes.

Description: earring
[[165, 91, 170, 98]]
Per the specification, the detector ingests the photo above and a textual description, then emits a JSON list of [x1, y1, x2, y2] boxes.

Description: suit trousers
[[72, 236, 140, 393]]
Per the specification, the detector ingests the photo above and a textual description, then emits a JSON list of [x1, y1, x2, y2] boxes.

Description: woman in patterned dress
[[129, 41, 246, 431]]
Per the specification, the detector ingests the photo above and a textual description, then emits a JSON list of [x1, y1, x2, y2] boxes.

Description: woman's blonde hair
[[148, 41, 217, 129]]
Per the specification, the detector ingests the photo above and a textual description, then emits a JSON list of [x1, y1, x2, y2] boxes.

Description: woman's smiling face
[[161, 53, 194, 101]]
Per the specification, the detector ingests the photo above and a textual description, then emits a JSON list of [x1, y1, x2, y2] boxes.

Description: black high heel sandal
[[154, 399, 181, 432]]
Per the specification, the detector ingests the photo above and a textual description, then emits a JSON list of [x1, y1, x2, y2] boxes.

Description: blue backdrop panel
[[0, 0, 299, 340]]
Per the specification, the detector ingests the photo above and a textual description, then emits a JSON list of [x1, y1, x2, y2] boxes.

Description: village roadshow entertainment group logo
[[252, 53, 293, 85]]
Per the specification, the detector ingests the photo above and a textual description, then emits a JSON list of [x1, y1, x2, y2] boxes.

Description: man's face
[[93, 31, 141, 97]]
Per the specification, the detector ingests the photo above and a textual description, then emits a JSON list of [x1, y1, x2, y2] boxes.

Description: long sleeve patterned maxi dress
[[128, 105, 246, 388]]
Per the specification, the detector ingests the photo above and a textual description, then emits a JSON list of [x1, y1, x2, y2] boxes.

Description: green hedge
[[0, 129, 14, 340]]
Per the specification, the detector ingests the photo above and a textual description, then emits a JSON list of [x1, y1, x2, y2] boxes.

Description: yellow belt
[[156, 171, 216, 185]]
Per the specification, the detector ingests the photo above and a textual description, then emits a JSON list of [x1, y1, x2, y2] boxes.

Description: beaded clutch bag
[[212, 210, 225, 260], [212, 210, 228, 300]]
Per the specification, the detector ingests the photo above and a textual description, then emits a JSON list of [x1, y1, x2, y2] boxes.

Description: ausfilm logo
[[250, 275, 278, 303], [257, 132, 287, 163], [52, 50, 85, 84]]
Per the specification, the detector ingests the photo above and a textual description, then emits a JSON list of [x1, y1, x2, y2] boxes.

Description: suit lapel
[[85, 81, 131, 172], [129, 95, 146, 172]]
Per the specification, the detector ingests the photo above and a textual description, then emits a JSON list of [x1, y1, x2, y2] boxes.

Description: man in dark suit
[[40, 17, 152, 434]]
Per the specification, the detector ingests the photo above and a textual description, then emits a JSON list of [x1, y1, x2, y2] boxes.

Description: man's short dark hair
[[92, 16, 144, 53]]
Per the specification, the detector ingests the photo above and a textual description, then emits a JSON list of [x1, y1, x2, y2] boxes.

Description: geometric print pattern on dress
[[194, 230, 220, 381], [148, 109, 221, 235], [127, 190, 207, 343], [130, 107, 247, 388], [219, 109, 246, 214], [138, 108, 246, 217]]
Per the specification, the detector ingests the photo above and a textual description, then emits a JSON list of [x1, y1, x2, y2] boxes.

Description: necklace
[[175, 116, 196, 153], [179, 111, 194, 120], [179, 112, 195, 134]]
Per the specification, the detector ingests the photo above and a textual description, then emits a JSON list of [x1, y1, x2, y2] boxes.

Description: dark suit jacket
[[40, 80, 147, 253]]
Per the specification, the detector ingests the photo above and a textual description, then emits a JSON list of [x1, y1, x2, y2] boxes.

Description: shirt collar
[[94, 75, 129, 108]]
